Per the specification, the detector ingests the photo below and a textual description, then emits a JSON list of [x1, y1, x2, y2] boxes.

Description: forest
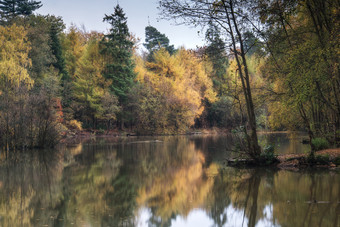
[[0, 0, 339, 160]]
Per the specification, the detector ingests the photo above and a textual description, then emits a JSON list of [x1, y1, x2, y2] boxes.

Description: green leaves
[[101, 4, 136, 105], [144, 25, 175, 61], [0, 0, 42, 21]]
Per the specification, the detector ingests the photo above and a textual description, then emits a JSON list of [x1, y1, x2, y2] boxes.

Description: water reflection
[[0, 150, 64, 226], [0, 135, 338, 227], [258, 132, 310, 154]]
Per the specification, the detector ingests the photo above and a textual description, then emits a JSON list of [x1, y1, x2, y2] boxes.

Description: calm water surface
[[0, 133, 339, 227]]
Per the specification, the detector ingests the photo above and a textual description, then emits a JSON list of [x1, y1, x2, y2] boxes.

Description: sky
[[36, 0, 206, 50]]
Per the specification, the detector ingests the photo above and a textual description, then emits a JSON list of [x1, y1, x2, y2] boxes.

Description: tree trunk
[[222, 0, 261, 159]]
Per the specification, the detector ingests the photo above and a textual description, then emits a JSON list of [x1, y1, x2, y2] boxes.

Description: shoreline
[[60, 127, 230, 142], [226, 148, 340, 170], [276, 148, 340, 170]]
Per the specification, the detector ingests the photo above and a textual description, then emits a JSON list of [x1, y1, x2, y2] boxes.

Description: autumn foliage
[[133, 48, 216, 134]]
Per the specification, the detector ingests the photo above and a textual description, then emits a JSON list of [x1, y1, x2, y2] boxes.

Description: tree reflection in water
[[0, 136, 339, 227]]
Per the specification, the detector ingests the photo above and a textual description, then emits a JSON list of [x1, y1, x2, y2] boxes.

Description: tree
[[258, 0, 340, 153], [243, 31, 263, 56], [72, 38, 104, 126], [133, 48, 216, 134], [48, 16, 68, 81], [0, 24, 32, 150], [144, 25, 175, 60], [72, 37, 119, 128], [0, 24, 63, 150], [12, 15, 57, 82], [46, 16, 74, 120], [100, 4, 136, 105], [0, 0, 42, 21], [62, 25, 86, 79], [204, 23, 228, 96], [0, 24, 32, 88], [159, 0, 262, 159]]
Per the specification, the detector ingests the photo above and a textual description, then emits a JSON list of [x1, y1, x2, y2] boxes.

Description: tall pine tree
[[144, 25, 175, 60], [0, 0, 42, 21], [48, 16, 69, 81], [101, 4, 136, 104]]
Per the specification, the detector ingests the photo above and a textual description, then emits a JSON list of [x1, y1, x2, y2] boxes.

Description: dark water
[[0, 133, 339, 227]]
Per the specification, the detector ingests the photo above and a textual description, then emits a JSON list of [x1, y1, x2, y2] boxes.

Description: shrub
[[260, 145, 276, 165], [311, 137, 329, 151], [68, 120, 83, 131]]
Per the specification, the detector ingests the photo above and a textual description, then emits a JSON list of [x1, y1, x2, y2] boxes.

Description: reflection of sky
[[256, 205, 281, 227], [37, 0, 205, 50], [171, 209, 214, 227], [137, 208, 149, 227], [137, 204, 279, 227]]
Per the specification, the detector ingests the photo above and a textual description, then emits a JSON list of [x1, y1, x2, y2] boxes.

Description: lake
[[0, 133, 339, 227]]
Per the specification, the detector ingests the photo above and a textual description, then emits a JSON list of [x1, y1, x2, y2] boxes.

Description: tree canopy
[[101, 4, 136, 105], [144, 25, 175, 60], [0, 0, 42, 21]]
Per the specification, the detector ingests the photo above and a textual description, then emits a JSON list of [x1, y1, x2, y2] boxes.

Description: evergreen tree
[[144, 25, 175, 60], [47, 16, 73, 120], [243, 31, 263, 56], [205, 23, 228, 96], [101, 4, 136, 104], [0, 0, 42, 21], [48, 17, 69, 81]]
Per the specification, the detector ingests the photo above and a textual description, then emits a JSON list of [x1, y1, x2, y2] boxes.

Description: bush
[[260, 145, 276, 165], [68, 120, 83, 131], [263, 144, 275, 153], [312, 137, 329, 151]]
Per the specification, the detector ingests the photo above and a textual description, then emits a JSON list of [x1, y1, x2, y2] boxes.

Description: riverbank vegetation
[[0, 0, 339, 161]]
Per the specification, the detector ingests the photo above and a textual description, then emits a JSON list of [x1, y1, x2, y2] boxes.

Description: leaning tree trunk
[[222, 0, 261, 159]]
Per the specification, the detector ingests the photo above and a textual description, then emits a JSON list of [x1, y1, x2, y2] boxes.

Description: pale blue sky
[[37, 0, 206, 50]]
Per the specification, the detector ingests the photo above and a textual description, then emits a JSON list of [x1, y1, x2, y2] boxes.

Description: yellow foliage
[[68, 119, 83, 130], [268, 100, 302, 130], [63, 26, 87, 78], [0, 24, 33, 89], [72, 38, 116, 121], [134, 48, 216, 132]]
